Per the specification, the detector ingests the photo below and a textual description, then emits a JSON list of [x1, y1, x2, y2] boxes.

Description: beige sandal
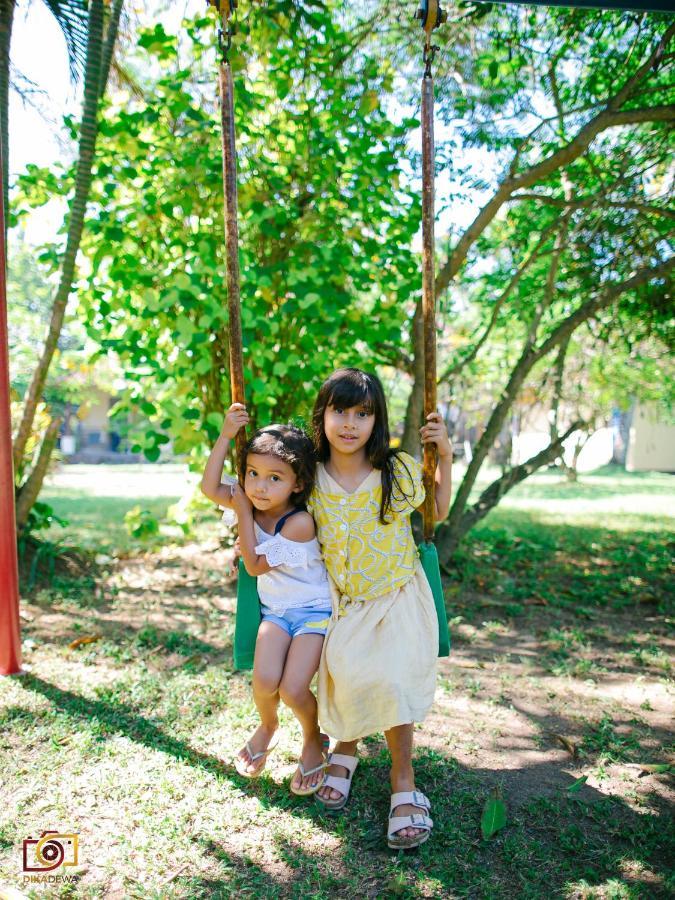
[[387, 790, 433, 849], [290, 758, 328, 796], [315, 753, 359, 811], [234, 740, 276, 778], [290, 733, 330, 796]]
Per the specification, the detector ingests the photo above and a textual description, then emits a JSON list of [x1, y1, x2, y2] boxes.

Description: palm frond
[[42, 0, 89, 81]]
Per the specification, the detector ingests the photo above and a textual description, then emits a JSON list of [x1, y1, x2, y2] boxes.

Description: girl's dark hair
[[311, 368, 415, 524], [239, 424, 316, 507]]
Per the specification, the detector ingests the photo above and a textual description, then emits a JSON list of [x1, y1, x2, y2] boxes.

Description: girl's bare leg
[[386, 723, 424, 839], [237, 621, 291, 774], [278, 633, 325, 792]]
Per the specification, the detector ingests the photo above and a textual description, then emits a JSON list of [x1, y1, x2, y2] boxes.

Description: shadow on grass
[[446, 514, 671, 614], [18, 673, 311, 815], [173, 746, 673, 898], [9, 676, 673, 898]]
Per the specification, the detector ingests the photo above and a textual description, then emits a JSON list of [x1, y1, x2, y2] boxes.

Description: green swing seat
[[232, 546, 450, 671]]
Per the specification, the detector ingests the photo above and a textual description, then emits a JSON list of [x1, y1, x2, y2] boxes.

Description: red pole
[[0, 141, 22, 676]]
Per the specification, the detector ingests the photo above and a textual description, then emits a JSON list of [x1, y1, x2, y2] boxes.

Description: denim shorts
[[260, 605, 332, 638]]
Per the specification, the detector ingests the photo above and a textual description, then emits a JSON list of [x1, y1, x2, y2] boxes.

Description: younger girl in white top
[[201, 403, 331, 795]]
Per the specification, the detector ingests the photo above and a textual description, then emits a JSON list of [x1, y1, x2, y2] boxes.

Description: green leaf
[[481, 787, 506, 839], [638, 764, 672, 776], [567, 775, 588, 793]]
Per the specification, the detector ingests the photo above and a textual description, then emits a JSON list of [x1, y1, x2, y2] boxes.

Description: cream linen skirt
[[317, 565, 438, 742]]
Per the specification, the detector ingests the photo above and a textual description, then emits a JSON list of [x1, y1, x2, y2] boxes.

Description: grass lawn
[[1, 465, 673, 898]]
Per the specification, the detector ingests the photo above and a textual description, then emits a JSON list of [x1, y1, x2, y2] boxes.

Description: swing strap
[[210, 0, 247, 472], [419, 6, 442, 543]]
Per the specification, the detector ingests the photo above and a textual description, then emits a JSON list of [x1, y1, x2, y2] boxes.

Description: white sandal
[[234, 740, 276, 778], [290, 733, 330, 797], [315, 753, 359, 811], [387, 790, 433, 849]]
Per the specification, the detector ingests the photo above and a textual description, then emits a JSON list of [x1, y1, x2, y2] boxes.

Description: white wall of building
[[626, 404, 675, 473]]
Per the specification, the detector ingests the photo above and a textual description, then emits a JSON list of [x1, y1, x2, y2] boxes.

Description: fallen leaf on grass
[[475, 598, 514, 608], [636, 764, 672, 777], [547, 732, 578, 757], [567, 775, 588, 793], [524, 596, 548, 606], [481, 787, 507, 840], [161, 863, 190, 885], [68, 634, 102, 651]]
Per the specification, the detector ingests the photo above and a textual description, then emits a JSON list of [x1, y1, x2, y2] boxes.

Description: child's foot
[[316, 740, 358, 804], [389, 771, 428, 842], [290, 731, 328, 794], [235, 723, 277, 777]]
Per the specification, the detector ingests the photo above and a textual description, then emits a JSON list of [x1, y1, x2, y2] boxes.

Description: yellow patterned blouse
[[307, 452, 425, 613]]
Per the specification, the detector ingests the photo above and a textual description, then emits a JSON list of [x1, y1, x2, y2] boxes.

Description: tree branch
[[438, 220, 560, 384], [440, 252, 673, 551], [509, 193, 675, 221], [15, 418, 61, 532], [435, 24, 675, 294], [439, 419, 583, 559]]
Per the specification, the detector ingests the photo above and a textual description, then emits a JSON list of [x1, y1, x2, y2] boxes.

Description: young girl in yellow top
[[308, 368, 452, 849]]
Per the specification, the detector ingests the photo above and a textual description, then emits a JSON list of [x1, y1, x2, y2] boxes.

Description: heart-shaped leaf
[[481, 787, 507, 839]]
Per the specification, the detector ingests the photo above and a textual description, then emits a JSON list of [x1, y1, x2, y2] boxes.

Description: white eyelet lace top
[[253, 520, 332, 615]]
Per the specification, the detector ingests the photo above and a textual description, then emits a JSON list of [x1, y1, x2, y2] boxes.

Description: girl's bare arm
[[200, 403, 249, 506], [230, 485, 272, 576]]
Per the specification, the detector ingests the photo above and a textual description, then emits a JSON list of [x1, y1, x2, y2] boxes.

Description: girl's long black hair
[[312, 368, 415, 524], [239, 424, 315, 507]]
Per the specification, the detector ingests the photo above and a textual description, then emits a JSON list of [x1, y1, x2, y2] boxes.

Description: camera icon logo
[[22, 831, 79, 873]]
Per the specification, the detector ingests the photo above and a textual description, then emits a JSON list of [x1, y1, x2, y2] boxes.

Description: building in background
[[624, 404, 675, 473]]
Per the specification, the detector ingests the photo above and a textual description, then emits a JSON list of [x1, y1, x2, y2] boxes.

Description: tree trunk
[[437, 420, 581, 562], [0, 0, 14, 241], [12, 0, 105, 472], [11, 0, 125, 533], [549, 335, 569, 446], [437, 255, 674, 558], [99, 0, 124, 99], [14, 417, 61, 530]]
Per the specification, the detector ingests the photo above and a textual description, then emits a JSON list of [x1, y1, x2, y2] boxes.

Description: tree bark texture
[[401, 298, 424, 456], [219, 59, 248, 474], [14, 417, 61, 530]]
